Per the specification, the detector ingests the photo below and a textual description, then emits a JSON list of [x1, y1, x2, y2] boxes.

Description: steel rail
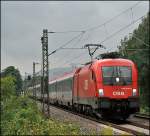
[[134, 113, 150, 119], [126, 120, 149, 130]]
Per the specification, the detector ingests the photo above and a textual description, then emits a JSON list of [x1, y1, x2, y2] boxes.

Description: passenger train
[[29, 58, 139, 120]]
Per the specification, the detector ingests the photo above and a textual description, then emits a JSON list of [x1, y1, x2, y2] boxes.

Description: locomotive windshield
[[102, 66, 132, 85]]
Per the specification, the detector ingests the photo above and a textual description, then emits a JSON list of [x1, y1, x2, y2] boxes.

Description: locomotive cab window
[[102, 66, 132, 85]]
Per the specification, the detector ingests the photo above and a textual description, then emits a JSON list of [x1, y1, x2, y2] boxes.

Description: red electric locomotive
[[73, 58, 139, 119], [48, 58, 139, 120]]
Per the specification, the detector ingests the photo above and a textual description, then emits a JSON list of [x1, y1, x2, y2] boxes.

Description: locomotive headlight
[[98, 89, 104, 96], [132, 89, 137, 96]]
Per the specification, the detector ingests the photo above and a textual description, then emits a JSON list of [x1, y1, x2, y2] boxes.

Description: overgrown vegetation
[[100, 127, 113, 135], [1, 73, 81, 135], [1, 66, 23, 95], [1, 76, 16, 100], [118, 13, 150, 113], [1, 96, 81, 135], [2, 68, 113, 135]]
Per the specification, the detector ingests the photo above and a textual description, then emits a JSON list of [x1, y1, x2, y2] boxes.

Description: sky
[[1, 1, 149, 76]]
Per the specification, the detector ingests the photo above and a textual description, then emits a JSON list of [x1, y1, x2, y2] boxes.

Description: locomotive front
[[95, 59, 139, 119]]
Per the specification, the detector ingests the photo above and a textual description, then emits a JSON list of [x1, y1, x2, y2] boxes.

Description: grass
[[1, 95, 132, 135], [1, 95, 81, 135], [100, 126, 113, 135], [140, 106, 150, 115], [1, 95, 115, 135]]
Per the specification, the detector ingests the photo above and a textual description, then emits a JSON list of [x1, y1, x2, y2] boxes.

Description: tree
[[118, 13, 150, 107], [1, 66, 23, 94], [1, 76, 16, 101]]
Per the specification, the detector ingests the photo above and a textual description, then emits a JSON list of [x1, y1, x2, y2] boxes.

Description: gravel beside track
[[134, 113, 150, 119], [119, 124, 149, 135], [36, 101, 129, 135], [127, 115, 150, 129], [34, 98, 149, 135]]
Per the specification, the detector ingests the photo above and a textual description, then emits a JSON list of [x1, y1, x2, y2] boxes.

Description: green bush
[[0, 75, 81, 135], [1, 76, 16, 101], [140, 106, 150, 115], [1, 96, 81, 135]]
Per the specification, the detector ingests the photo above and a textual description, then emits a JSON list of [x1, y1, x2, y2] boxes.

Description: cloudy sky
[[1, 1, 149, 76]]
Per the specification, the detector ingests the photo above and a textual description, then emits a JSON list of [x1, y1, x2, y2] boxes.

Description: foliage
[[1, 66, 23, 94], [1, 76, 16, 101], [140, 106, 150, 115], [1, 69, 81, 135], [118, 13, 150, 109], [1, 95, 81, 135]]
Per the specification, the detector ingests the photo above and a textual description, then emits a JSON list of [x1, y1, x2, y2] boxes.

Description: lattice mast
[[41, 29, 50, 116]]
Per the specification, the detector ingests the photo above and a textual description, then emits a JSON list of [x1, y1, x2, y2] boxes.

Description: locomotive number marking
[[113, 91, 124, 95], [121, 88, 132, 90]]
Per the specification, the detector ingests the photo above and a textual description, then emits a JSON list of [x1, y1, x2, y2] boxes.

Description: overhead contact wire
[[83, 1, 141, 32], [62, 14, 146, 66], [48, 32, 85, 56], [49, 1, 142, 68]]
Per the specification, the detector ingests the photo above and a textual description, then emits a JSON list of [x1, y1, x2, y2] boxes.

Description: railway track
[[134, 113, 150, 119], [126, 120, 149, 130], [52, 105, 149, 135], [31, 97, 149, 135]]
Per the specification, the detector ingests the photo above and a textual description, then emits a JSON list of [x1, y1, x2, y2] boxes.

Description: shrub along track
[[31, 96, 149, 135]]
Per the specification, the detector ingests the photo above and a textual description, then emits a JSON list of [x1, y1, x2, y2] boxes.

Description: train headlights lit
[[99, 89, 104, 96], [132, 89, 137, 96]]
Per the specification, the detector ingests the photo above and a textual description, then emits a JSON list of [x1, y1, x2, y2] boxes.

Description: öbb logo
[[113, 91, 124, 95]]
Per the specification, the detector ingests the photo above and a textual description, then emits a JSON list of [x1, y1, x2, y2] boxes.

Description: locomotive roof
[[96, 58, 134, 65], [49, 58, 134, 84], [82, 58, 134, 68]]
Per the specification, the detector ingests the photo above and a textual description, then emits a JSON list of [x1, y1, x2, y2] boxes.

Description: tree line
[[1, 67, 82, 135], [118, 12, 149, 109], [1, 66, 23, 96]]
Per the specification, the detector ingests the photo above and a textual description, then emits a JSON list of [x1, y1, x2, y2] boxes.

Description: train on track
[[28, 58, 139, 120]]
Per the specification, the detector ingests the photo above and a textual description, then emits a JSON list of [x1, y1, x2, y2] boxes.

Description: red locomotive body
[[73, 59, 139, 119], [47, 58, 139, 119]]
